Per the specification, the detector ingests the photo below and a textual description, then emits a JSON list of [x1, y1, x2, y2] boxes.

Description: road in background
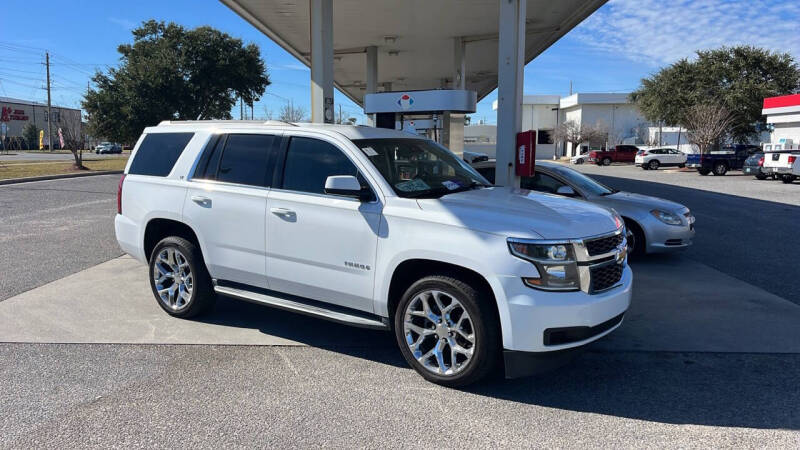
[[0, 152, 129, 162], [571, 164, 800, 304], [0, 174, 122, 300]]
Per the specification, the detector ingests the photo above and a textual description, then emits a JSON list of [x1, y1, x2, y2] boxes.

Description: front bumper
[[498, 264, 632, 355], [643, 214, 695, 253]]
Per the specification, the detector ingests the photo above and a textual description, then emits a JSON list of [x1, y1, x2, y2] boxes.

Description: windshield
[[545, 164, 616, 196], [352, 138, 490, 198]]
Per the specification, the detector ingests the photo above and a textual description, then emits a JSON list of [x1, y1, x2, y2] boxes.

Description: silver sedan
[[472, 161, 695, 255]]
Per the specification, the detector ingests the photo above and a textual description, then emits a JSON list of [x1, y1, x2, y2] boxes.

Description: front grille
[[589, 263, 623, 293], [585, 233, 623, 256]]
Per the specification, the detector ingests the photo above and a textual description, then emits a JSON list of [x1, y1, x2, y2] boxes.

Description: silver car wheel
[[153, 247, 193, 311], [403, 290, 475, 376]]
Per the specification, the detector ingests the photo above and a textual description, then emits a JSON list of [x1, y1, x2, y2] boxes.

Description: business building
[[0, 96, 82, 149], [763, 93, 800, 149], [493, 92, 651, 159]]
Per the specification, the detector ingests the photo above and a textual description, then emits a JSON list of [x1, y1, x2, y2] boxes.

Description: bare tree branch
[[683, 103, 734, 154]]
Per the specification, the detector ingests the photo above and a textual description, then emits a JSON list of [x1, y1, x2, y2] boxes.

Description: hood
[[598, 191, 688, 214], [415, 187, 619, 240]]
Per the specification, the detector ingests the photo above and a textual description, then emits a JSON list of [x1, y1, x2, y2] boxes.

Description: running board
[[213, 284, 390, 330]]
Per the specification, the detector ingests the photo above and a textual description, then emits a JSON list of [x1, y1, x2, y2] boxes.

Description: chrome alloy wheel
[[153, 247, 193, 311], [403, 290, 475, 376]]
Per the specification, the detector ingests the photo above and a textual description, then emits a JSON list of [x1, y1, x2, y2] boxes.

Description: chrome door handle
[[191, 195, 211, 207], [270, 207, 296, 217]]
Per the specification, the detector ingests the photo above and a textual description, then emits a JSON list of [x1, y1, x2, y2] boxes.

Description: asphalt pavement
[[0, 174, 123, 301], [1, 168, 799, 448]]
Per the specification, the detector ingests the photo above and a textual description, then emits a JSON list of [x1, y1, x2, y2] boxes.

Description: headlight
[[508, 240, 580, 291], [650, 209, 683, 226]]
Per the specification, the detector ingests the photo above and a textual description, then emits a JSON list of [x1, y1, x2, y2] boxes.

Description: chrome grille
[[584, 233, 624, 256], [589, 263, 623, 293]]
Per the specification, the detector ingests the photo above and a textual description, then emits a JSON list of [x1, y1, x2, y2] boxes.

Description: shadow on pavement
[[465, 350, 800, 430], [585, 173, 800, 304]]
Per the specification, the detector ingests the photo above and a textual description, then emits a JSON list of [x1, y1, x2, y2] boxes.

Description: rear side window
[[281, 137, 358, 194], [194, 134, 277, 187], [129, 132, 194, 176], [217, 135, 277, 187]]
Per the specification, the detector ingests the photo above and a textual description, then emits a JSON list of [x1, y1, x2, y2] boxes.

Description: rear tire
[[394, 275, 499, 387], [698, 168, 710, 176], [755, 174, 767, 180], [602, 157, 612, 166], [713, 162, 728, 176], [648, 160, 660, 170], [149, 236, 216, 318], [782, 175, 796, 184], [678, 163, 685, 168]]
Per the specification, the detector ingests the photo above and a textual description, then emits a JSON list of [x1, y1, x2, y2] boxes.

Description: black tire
[[782, 175, 796, 184], [394, 275, 500, 387], [576, 159, 584, 165], [713, 162, 728, 176], [698, 168, 710, 176], [755, 173, 767, 180], [648, 160, 660, 170], [148, 236, 216, 318], [641, 165, 649, 170], [678, 163, 685, 168], [624, 219, 645, 258], [602, 157, 612, 166]]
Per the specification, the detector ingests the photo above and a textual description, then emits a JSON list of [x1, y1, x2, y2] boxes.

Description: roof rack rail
[[157, 120, 298, 126]]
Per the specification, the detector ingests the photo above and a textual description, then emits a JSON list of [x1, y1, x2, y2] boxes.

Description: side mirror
[[324, 175, 371, 201], [556, 185, 577, 196]]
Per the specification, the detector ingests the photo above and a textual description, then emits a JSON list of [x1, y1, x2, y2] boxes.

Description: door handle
[[191, 195, 212, 207], [270, 207, 296, 218]]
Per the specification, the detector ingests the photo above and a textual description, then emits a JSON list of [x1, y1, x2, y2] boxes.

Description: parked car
[[763, 149, 799, 183], [587, 145, 639, 166], [685, 145, 758, 175], [742, 152, 774, 180], [570, 150, 589, 165], [635, 148, 687, 170], [472, 160, 695, 256], [95, 142, 122, 154], [116, 122, 631, 386]]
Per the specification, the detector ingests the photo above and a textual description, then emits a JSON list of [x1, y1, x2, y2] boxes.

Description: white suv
[[115, 121, 632, 386]]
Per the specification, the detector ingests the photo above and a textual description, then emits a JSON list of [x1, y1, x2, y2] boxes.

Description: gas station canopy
[[221, 0, 606, 105]]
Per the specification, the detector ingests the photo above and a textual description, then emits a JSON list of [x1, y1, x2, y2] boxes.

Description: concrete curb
[[0, 170, 123, 186]]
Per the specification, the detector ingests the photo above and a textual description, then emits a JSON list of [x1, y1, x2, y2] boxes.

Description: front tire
[[755, 173, 767, 180], [149, 236, 216, 318], [394, 275, 499, 387], [698, 168, 710, 176], [625, 219, 645, 257]]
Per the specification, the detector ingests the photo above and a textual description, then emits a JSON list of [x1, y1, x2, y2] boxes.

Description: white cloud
[[573, 0, 800, 66], [109, 17, 137, 30]]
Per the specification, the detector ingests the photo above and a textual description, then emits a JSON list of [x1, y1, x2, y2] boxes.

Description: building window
[[537, 129, 553, 145]]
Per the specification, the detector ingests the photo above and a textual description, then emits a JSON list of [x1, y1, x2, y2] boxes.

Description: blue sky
[[1, 0, 798, 124]]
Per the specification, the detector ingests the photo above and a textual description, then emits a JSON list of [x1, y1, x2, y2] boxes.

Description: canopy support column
[[310, 0, 334, 123], [495, 0, 526, 187], [365, 45, 378, 126]]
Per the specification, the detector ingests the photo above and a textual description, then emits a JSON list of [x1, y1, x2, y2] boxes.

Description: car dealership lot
[[1, 171, 799, 447]]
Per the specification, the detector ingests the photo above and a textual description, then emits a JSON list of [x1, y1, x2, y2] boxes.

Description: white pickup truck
[[115, 121, 632, 386], [762, 143, 799, 184]]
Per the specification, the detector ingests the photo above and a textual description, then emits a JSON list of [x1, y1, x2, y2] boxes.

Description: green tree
[[22, 123, 39, 150], [631, 46, 799, 143], [83, 20, 270, 143]]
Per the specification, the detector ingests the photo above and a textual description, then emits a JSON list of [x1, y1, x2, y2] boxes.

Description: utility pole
[[338, 104, 342, 124], [239, 97, 243, 120], [45, 51, 52, 152]]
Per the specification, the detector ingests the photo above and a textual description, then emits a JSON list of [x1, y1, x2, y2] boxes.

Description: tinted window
[[282, 137, 358, 194], [537, 130, 553, 145], [193, 135, 225, 180], [476, 167, 496, 184], [129, 132, 194, 176], [521, 172, 567, 194], [215, 134, 277, 187]]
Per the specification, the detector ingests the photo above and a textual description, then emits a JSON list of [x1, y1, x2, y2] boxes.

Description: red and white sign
[[0, 106, 29, 122]]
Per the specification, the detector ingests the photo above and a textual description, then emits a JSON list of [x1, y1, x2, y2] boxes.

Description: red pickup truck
[[587, 145, 640, 166]]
